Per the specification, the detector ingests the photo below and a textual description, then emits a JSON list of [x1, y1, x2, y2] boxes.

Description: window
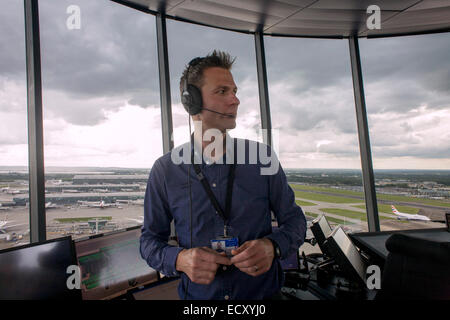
[[360, 33, 450, 231], [39, 0, 161, 239], [0, 1, 30, 250], [266, 37, 367, 241], [167, 20, 262, 147]]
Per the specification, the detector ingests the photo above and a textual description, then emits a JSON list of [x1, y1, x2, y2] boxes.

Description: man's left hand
[[230, 238, 275, 277]]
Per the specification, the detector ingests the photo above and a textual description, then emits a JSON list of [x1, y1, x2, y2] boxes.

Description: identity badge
[[211, 236, 238, 257]]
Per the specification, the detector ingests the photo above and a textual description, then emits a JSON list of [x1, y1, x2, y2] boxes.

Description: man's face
[[196, 67, 240, 133]]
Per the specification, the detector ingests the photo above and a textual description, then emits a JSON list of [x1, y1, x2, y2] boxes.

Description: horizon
[[1, 165, 450, 172]]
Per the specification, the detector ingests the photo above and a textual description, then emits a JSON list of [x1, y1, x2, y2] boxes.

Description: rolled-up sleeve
[[265, 151, 307, 259], [140, 159, 183, 277]]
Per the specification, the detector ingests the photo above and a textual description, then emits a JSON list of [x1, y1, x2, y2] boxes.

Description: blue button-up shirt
[[140, 137, 306, 300]]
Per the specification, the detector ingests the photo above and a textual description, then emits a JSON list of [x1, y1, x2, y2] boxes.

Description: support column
[[254, 31, 272, 147], [349, 36, 380, 232], [156, 12, 174, 154], [24, 0, 46, 243]]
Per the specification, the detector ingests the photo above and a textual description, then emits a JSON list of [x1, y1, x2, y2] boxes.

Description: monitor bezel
[[324, 225, 367, 284], [311, 214, 333, 255], [73, 224, 157, 300], [0, 235, 81, 300]]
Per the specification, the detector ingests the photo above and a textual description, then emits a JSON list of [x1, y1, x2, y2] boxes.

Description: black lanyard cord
[[191, 138, 237, 226]]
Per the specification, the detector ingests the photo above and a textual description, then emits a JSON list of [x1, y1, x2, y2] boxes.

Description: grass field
[[290, 183, 450, 208], [290, 184, 362, 197], [353, 204, 420, 214], [295, 199, 317, 206], [54, 216, 112, 223], [304, 211, 348, 225], [319, 208, 395, 221], [294, 190, 364, 204]]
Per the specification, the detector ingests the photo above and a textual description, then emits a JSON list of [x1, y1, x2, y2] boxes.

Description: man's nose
[[231, 93, 240, 106]]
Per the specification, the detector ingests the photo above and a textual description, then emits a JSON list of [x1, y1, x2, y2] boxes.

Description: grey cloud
[[0, 1, 26, 80], [265, 37, 352, 92], [127, 91, 161, 109]]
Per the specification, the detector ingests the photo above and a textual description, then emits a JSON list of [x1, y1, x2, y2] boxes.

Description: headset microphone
[[202, 108, 235, 118]]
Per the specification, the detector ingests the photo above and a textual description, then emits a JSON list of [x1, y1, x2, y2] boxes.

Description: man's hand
[[176, 247, 231, 285], [230, 238, 275, 277]]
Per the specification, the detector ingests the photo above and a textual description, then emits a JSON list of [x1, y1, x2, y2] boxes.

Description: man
[[140, 50, 306, 300]]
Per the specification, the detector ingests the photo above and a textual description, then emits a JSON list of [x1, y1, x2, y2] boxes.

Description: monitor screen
[[325, 226, 367, 283], [311, 214, 333, 255], [74, 226, 158, 300], [0, 236, 81, 300]]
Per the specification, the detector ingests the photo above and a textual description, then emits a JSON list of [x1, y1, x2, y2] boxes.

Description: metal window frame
[[156, 12, 174, 155], [24, 0, 46, 243], [348, 36, 380, 232], [254, 31, 272, 147]]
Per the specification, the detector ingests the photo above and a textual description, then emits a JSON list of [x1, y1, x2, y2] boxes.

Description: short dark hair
[[179, 50, 236, 94]]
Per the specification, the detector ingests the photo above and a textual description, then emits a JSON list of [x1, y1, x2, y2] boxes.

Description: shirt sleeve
[[263, 146, 307, 260], [140, 158, 183, 277]]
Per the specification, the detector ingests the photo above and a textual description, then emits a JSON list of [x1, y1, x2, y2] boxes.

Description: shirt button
[[222, 266, 227, 271], [212, 183, 216, 187], [224, 295, 230, 300]]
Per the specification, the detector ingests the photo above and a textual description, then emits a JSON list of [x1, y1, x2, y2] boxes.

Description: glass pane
[[167, 20, 262, 147], [265, 37, 367, 256], [0, 1, 30, 250], [360, 33, 450, 232], [39, 0, 161, 240]]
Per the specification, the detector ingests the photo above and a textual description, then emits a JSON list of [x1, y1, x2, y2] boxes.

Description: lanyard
[[191, 138, 236, 235]]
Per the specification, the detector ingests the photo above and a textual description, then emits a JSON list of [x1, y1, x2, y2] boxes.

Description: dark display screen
[[0, 237, 80, 300]]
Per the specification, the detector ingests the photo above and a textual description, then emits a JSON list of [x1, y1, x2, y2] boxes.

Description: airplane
[[78, 200, 120, 209], [1, 187, 20, 194], [391, 205, 431, 221], [45, 202, 60, 209], [0, 216, 27, 234]]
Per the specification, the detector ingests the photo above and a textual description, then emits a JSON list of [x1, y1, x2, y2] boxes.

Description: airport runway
[[291, 185, 450, 212], [296, 196, 444, 231]]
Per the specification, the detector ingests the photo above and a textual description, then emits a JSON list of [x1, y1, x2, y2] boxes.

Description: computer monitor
[[74, 226, 158, 300], [324, 226, 367, 284], [310, 214, 333, 256], [0, 236, 81, 300]]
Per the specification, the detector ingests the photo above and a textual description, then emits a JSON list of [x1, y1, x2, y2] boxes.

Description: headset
[[181, 57, 235, 118], [181, 57, 204, 116]]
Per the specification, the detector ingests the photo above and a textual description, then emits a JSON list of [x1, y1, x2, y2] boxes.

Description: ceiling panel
[[115, 0, 450, 38]]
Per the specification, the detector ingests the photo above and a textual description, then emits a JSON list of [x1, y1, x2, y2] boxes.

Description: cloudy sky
[[1, 0, 449, 170]]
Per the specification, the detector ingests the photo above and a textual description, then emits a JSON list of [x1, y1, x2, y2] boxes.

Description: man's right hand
[[175, 247, 231, 285]]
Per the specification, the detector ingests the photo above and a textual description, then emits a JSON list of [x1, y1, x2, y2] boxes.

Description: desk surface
[[350, 228, 449, 261]]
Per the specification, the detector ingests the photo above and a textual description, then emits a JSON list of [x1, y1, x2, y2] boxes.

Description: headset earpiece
[[182, 84, 202, 115], [181, 58, 204, 116]]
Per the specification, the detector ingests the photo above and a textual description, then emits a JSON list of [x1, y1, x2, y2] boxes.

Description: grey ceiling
[[113, 0, 450, 38]]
